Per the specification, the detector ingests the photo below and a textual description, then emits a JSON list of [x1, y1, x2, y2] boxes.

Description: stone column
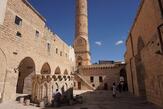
[[2, 68, 18, 102]]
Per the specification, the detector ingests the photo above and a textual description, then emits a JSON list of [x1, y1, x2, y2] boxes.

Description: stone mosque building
[[0, 0, 125, 104]]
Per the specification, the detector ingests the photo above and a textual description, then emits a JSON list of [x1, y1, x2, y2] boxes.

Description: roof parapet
[[23, 0, 46, 22], [126, 0, 145, 43]]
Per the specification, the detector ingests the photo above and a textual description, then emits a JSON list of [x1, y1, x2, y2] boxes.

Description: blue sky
[[28, 0, 140, 63]]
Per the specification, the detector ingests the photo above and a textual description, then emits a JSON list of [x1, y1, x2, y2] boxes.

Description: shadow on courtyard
[[42, 89, 163, 109]]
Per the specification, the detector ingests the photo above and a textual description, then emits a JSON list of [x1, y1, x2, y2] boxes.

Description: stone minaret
[[74, 0, 91, 66]]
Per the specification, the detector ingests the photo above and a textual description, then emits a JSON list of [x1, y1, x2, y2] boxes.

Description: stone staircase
[[74, 73, 95, 90]]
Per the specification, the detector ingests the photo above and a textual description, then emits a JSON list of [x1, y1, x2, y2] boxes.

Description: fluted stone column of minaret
[[74, 0, 91, 66]]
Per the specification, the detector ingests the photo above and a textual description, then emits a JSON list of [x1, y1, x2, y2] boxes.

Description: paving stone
[[0, 91, 162, 109]]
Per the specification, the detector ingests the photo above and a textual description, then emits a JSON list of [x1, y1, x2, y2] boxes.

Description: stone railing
[[31, 74, 74, 103]]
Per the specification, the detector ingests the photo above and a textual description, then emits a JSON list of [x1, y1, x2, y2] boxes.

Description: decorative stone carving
[[32, 71, 73, 104], [14, 68, 19, 73], [63, 75, 67, 81], [68, 76, 71, 81], [41, 75, 46, 83], [52, 75, 57, 81], [46, 75, 52, 83], [37, 75, 42, 84], [58, 75, 62, 81]]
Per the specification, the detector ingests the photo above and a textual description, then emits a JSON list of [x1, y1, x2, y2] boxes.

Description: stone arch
[[120, 68, 127, 82], [41, 63, 51, 74], [16, 57, 35, 94], [0, 48, 7, 100], [64, 69, 68, 75], [54, 66, 61, 74]]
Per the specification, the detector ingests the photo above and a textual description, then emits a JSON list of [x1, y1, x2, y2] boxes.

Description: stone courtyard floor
[[0, 90, 162, 109]]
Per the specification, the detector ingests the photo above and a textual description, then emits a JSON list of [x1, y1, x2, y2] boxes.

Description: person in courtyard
[[112, 82, 117, 98], [52, 89, 62, 107]]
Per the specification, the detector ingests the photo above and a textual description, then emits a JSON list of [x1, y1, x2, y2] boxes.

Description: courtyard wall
[[0, 0, 75, 102], [125, 0, 163, 107]]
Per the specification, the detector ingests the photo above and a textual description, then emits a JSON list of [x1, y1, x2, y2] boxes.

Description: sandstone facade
[[74, 62, 126, 90], [0, 0, 75, 102], [125, 0, 163, 107]]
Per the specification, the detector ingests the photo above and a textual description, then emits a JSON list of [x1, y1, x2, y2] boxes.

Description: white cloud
[[115, 40, 123, 46], [95, 41, 102, 46]]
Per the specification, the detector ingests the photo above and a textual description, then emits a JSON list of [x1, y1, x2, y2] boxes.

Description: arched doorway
[[40, 63, 51, 101], [41, 63, 51, 74], [16, 57, 35, 94], [78, 82, 81, 90], [120, 68, 128, 91], [104, 83, 108, 90], [136, 37, 146, 96], [0, 49, 7, 99], [120, 69, 127, 82]]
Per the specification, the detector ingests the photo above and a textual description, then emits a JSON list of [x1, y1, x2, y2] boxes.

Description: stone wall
[[0, 0, 7, 25], [74, 63, 125, 90], [0, 0, 75, 102], [125, 0, 163, 107]]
